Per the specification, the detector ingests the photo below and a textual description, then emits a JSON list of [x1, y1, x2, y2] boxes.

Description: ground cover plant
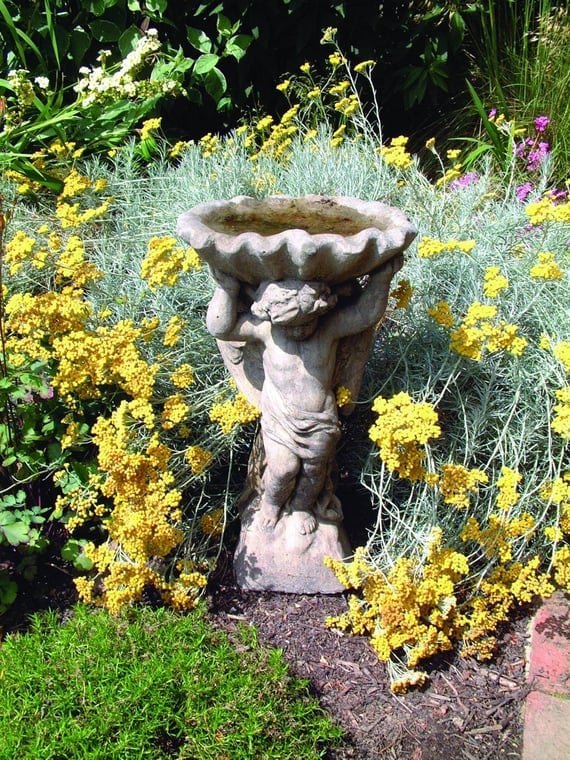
[[1, 38, 569, 699], [0, 602, 342, 759]]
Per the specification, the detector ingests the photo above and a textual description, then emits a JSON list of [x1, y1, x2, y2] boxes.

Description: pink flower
[[516, 182, 533, 202], [534, 115, 550, 133]]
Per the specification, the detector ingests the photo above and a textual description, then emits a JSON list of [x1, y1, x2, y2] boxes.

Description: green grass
[[0, 604, 342, 760]]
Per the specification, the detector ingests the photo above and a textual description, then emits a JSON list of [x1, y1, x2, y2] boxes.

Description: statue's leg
[[288, 459, 330, 535], [258, 438, 300, 531]]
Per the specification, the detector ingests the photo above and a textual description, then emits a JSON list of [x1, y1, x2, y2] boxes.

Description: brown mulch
[[207, 553, 529, 760]]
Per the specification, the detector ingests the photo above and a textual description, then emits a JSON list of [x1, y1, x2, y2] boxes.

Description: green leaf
[[70, 27, 92, 66], [145, 0, 167, 13], [194, 53, 220, 76], [61, 539, 94, 571], [186, 27, 212, 54], [225, 34, 253, 61], [2, 520, 31, 546], [90, 19, 122, 43], [216, 13, 233, 37], [204, 66, 227, 103], [0, 572, 17, 606]]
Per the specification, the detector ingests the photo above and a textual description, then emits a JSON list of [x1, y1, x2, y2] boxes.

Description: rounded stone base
[[233, 505, 351, 594]]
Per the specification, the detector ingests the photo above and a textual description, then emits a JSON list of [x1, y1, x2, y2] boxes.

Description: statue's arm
[[331, 254, 403, 338], [206, 269, 263, 342], [206, 270, 241, 338]]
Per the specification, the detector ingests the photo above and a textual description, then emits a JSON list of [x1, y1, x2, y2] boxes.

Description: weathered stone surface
[[177, 195, 417, 593], [176, 194, 417, 285], [234, 502, 351, 594]]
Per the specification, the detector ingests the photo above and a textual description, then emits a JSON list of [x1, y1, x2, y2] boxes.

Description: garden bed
[[208, 552, 528, 760], [2, 543, 527, 760]]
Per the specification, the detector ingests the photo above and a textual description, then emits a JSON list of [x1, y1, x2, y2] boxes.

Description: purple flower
[[450, 171, 479, 190], [488, 108, 497, 119], [516, 182, 533, 202], [39, 385, 54, 400], [534, 115, 550, 133], [527, 141, 550, 170]]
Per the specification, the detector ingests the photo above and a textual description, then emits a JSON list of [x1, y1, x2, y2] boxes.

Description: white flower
[[34, 76, 50, 89]]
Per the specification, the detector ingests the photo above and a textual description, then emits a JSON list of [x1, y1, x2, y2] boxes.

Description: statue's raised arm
[[328, 253, 404, 340]]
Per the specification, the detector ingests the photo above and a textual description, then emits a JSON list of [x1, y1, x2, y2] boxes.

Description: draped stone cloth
[[261, 377, 341, 464]]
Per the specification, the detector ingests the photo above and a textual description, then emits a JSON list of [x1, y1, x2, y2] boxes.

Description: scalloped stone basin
[[176, 194, 417, 285]]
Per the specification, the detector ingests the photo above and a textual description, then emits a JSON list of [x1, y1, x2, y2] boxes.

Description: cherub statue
[[206, 254, 403, 535]]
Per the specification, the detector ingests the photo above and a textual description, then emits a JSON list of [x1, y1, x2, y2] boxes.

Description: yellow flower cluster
[[427, 300, 455, 328], [553, 342, 570, 372], [141, 236, 201, 289], [2, 173, 217, 616], [4, 230, 36, 274], [379, 136, 414, 170], [368, 392, 442, 481], [161, 393, 189, 430], [198, 132, 221, 157], [461, 512, 535, 563], [435, 161, 463, 187], [335, 385, 352, 407], [5, 222, 103, 287], [390, 278, 413, 309], [496, 467, 522, 511], [334, 93, 360, 117], [209, 392, 260, 434], [325, 532, 470, 684], [354, 59, 376, 73], [448, 302, 528, 361], [327, 506, 558, 688], [163, 315, 184, 347], [483, 266, 509, 298], [542, 473, 570, 537], [549, 342, 570, 439], [139, 116, 162, 141], [200, 507, 225, 537], [459, 557, 554, 659], [56, 234, 103, 287], [59, 167, 93, 199], [170, 363, 194, 388], [417, 236, 476, 258], [185, 445, 213, 475], [526, 195, 570, 225], [529, 252, 564, 280], [552, 387, 570, 438], [69, 401, 188, 613], [56, 198, 113, 229], [51, 320, 158, 405], [329, 80, 350, 96], [438, 463, 489, 509], [5, 287, 92, 363], [246, 105, 300, 161], [168, 140, 190, 159]]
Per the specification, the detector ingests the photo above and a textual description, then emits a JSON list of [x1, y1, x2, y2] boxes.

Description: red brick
[[527, 593, 570, 696], [522, 690, 570, 760]]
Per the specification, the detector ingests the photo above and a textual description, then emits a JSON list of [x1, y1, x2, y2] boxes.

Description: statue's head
[[251, 279, 337, 327]]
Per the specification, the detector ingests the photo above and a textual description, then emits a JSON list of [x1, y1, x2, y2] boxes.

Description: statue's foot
[[256, 503, 280, 532], [290, 510, 318, 535]]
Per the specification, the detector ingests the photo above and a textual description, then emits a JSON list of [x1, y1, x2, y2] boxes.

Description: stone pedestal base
[[234, 503, 351, 594]]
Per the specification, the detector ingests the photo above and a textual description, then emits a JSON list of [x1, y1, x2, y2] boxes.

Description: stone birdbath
[[177, 195, 417, 593]]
